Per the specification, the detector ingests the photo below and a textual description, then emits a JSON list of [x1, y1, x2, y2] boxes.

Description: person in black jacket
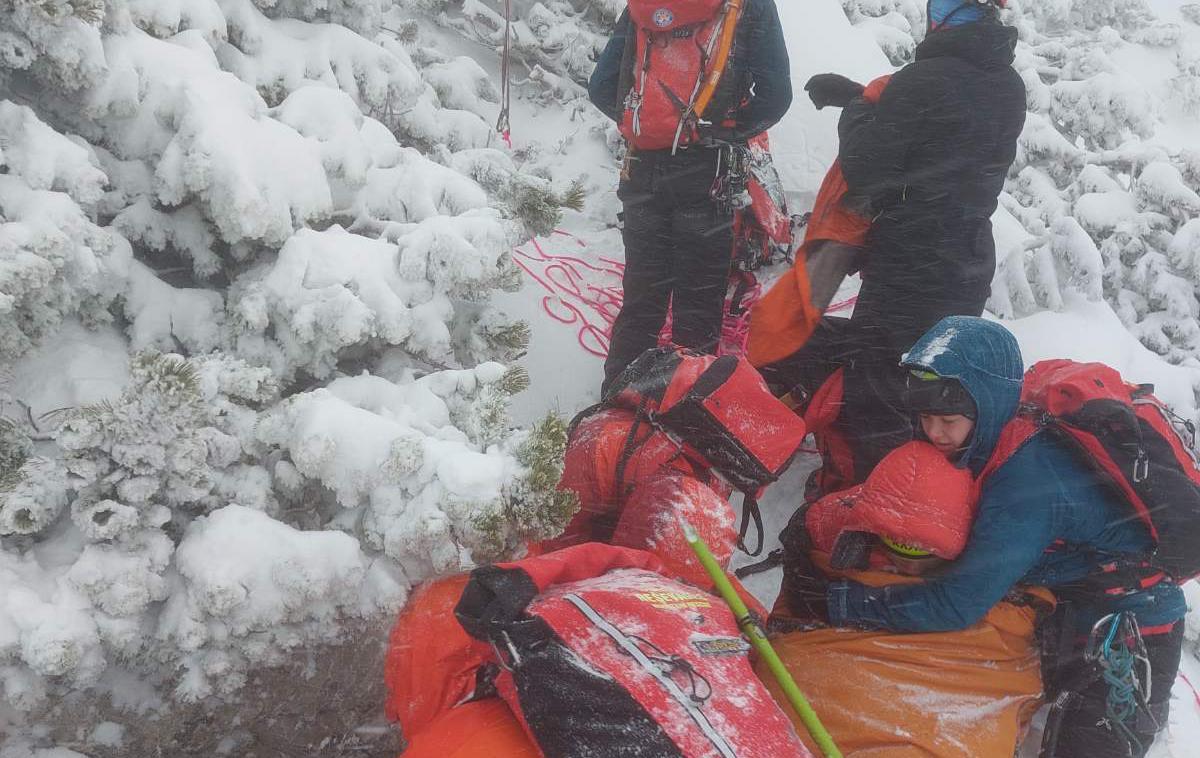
[[766, 0, 1026, 485], [588, 0, 792, 392]]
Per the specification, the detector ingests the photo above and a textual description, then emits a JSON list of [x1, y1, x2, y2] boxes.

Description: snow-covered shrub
[[258, 363, 575, 578], [0, 0, 107, 90], [969, 0, 1200, 383], [55, 352, 276, 526], [0, 0, 580, 749], [0, 101, 127, 352]]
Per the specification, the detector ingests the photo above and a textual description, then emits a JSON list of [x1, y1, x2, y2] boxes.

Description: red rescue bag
[[985, 359, 1200, 582], [605, 347, 806, 493], [454, 544, 813, 758]]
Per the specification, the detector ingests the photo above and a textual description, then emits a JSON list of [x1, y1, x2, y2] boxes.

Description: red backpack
[[602, 347, 806, 492], [984, 359, 1200, 583], [619, 0, 746, 151], [583, 347, 808, 554]]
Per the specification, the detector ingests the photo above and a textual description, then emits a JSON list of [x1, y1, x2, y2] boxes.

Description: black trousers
[[759, 269, 989, 485], [1051, 622, 1183, 758], [602, 147, 733, 392]]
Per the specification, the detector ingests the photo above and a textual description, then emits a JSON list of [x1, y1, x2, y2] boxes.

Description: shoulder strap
[[977, 415, 1042, 485], [689, 0, 747, 124], [616, 12, 638, 116]]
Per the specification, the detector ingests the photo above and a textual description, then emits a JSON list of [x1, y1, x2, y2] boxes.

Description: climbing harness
[[1039, 611, 1155, 757], [1089, 612, 1155, 752]]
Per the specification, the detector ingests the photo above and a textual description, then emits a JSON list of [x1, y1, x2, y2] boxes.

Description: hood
[[806, 441, 976, 561], [916, 19, 1017, 71], [901, 316, 1024, 475]]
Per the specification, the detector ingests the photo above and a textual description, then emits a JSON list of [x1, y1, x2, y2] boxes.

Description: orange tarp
[[384, 574, 490, 741], [401, 698, 538, 758], [761, 565, 1049, 757]]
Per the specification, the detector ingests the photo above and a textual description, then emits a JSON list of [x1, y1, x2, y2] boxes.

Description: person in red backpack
[[784, 316, 1187, 757], [588, 0, 792, 392], [760, 0, 1026, 488]]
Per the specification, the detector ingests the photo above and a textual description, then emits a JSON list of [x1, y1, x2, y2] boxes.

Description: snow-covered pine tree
[[0, 0, 579, 737]]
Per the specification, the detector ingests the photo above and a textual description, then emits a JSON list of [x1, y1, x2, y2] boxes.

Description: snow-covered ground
[[2, 0, 1200, 755]]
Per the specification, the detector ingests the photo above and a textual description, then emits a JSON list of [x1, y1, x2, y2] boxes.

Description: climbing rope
[[1179, 671, 1200, 711], [513, 230, 773, 359], [512, 230, 624, 357], [496, 0, 513, 148], [1088, 612, 1154, 753]]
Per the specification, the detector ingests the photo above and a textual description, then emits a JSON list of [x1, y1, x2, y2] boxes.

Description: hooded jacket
[[828, 317, 1188, 633], [836, 21, 1026, 342]]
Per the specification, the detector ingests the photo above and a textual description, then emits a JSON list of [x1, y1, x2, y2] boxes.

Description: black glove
[[778, 503, 814, 558], [780, 549, 831, 625], [454, 565, 539, 640], [697, 122, 742, 145], [829, 530, 878, 570], [805, 73, 865, 110]]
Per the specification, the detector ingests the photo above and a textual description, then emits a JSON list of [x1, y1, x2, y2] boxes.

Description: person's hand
[[780, 550, 831, 624], [805, 73, 865, 110], [779, 503, 814, 557]]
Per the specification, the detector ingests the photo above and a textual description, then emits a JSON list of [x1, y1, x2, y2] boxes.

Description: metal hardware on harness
[[711, 142, 751, 214], [496, 0, 513, 140], [1132, 449, 1150, 483], [490, 630, 523, 672], [1088, 612, 1156, 747]]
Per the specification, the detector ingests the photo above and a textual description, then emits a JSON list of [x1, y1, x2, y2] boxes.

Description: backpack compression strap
[[679, 0, 747, 142]]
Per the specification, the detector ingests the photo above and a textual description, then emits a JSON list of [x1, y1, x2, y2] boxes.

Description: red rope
[[512, 230, 620, 358], [1179, 671, 1200, 711], [826, 295, 858, 314], [514, 229, 769, 359]]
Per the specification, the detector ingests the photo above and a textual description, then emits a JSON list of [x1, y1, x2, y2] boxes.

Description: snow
[[1, 0, 1199, 753]]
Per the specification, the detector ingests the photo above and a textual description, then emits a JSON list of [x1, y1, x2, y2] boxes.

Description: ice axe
[[683, 520, 843, 758]]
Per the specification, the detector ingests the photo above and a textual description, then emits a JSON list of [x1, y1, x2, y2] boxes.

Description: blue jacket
[[828, 317, 1188, 633], [587, 0, 793, 141]]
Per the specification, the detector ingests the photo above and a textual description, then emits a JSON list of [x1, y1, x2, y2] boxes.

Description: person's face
[[919, 413, 975, 457]]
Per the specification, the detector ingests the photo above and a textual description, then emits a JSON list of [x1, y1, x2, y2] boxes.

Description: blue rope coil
[[1096, 612, 1145, 754]]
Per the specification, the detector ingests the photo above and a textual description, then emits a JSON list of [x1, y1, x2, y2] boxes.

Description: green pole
[[683, 521, 843, 758]]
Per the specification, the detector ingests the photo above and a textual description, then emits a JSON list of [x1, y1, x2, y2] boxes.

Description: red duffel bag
[[454, 543, 814, 758]]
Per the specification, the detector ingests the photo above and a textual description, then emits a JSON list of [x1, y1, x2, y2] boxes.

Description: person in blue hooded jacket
[[783, 316, 1187, 758]]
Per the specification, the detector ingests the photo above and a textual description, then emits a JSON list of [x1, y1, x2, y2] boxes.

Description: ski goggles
[[904, 369, 977, 419]]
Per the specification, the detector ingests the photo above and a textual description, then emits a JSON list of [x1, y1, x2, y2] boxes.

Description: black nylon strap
[[734, 548, 783, 579], [737, 493, 764, 557]]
